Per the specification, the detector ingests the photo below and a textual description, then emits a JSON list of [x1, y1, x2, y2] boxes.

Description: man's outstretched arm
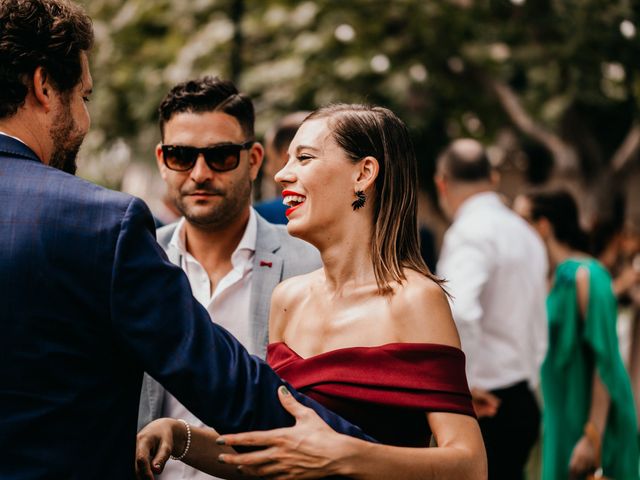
[[111, 197, 373, 440]]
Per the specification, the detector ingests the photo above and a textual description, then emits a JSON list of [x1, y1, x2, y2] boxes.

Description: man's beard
[[175, 178, 252, 231], [49, 99, 84, 175]]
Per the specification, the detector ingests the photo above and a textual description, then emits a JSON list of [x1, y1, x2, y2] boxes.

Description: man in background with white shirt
[[435, 139, 548, 480], [137, 76, 321, 480]]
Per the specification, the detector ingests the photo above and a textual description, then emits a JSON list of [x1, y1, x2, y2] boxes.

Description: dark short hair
[[527, 189, 589, 252], [437, 139, 492, 182], [305, 104, 443, 294], [0, 0, 93, 119], [158, 76, 255, 140]]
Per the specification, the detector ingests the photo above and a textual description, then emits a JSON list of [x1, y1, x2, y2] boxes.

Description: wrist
[[583, 422, 601, 460], [170, 418, 191, 460], [335, 434, 370, 479]]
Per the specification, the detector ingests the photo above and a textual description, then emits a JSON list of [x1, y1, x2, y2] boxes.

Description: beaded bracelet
[[170, 419, 192, 461]]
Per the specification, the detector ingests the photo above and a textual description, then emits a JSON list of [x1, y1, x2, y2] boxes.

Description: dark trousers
[[478, 381, 540, 480]]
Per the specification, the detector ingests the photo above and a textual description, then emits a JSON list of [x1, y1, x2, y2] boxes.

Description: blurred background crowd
[[72, 0, 640, 474]]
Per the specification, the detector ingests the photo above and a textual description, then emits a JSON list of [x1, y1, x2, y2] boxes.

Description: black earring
[[351, 190, 366, 210]]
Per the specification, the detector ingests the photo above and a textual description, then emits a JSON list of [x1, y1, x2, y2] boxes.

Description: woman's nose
[[274, 161, 295, 186]]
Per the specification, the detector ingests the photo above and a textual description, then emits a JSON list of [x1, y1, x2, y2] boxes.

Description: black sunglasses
[[161, 141, 254, 172]]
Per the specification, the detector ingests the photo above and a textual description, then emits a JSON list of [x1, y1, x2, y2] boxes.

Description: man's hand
[[470, 388, 501, 418], [216, 386, 348, 479]]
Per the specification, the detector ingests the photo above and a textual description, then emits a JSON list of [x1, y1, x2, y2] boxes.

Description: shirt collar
[[233, 207, 258, 264], [454, 191, 503, 221], [169, 207, 258, 265]]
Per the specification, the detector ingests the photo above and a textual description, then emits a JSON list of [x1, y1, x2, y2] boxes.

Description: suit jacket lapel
[[250, 217, 283, 359]]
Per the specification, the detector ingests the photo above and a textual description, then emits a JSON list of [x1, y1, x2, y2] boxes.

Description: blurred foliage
[[77, 0, 639, 195]]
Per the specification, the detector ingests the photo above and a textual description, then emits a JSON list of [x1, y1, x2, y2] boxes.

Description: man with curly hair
[[0, 2, 368, 478]]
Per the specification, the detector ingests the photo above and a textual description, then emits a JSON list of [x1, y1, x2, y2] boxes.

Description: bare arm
[[135, 419, 251, 480], [218, 282, 487, 479], [569, 267, 610, 478], [217, 388, 487, 480], [337, 412, 486, 480]]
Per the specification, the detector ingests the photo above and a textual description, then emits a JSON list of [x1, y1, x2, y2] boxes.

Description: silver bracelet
[[170, 419, 192, 461]]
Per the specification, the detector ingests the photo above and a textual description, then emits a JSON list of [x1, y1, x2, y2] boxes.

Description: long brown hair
[[305, 104, 444, 294]]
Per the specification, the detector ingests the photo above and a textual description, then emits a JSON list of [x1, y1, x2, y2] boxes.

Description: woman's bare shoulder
[[272, 269, 322, 305], [269, 269, 322, 342], [390, 270, 461, 348]]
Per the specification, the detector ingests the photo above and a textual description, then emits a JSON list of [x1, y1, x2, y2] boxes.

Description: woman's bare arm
[[217, 387, 487, 480], [135, 419, 251, 480], [569, 267, 610, 478]]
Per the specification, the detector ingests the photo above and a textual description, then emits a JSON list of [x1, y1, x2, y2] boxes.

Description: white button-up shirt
[[437, 192, 548, 391], [159, 209, 258, 480]]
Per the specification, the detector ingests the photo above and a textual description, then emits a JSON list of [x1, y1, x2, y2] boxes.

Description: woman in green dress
[[514, 190, 639, 479]]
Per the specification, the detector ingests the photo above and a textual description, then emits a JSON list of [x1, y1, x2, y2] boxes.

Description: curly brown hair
[[0, 0, 93, 119]]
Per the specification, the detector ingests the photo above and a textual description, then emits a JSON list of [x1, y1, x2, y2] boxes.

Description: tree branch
[[611, 121, 640, 173], [486, 76, 580, 173]]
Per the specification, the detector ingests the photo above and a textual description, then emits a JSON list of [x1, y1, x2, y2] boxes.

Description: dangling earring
[[351, 190, 366, 211]]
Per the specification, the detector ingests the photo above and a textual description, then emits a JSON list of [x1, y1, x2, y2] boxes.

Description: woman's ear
[[355, 155, 379, 191]]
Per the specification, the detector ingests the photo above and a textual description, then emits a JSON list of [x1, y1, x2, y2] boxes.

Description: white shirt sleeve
[[437, 230, 493, 388]]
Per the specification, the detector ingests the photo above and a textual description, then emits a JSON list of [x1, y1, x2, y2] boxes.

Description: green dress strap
[[542, 258, 639, 479]]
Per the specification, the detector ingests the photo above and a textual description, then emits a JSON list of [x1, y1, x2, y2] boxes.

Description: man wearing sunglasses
[[138, 76, 321, 480]]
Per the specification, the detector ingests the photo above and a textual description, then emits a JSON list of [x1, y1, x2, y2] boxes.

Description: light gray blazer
[[137, 212, 321, 429]]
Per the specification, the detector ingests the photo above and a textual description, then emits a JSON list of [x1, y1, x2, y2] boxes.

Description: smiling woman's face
[[275, 118, 359, 241]]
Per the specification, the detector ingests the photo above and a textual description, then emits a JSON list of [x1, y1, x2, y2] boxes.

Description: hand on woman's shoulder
[[391, 270, 461, 349]]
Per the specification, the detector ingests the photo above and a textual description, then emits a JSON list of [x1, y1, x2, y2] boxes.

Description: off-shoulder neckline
[[268, 341, 464, 361]]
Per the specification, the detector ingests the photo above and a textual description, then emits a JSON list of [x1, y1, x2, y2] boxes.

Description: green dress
[[542, 258, 639, 479]]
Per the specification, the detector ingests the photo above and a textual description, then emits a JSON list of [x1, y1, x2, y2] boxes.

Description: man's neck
[[182, 208, 251, 280], [449, 184, 495, 218]]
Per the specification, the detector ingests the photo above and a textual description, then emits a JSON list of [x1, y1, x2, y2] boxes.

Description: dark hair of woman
[[527, 189, 590, 253], [304, 104, 443, 294]]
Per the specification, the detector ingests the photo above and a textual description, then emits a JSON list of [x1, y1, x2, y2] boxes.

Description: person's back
[[543, 259, 639, 479], [439, 192, 547, 388], [0, 149, 149, 476], [435, 139, 547, 480]]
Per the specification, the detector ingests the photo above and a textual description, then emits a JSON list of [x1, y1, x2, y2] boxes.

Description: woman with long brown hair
[[136, 104, 486, 479]]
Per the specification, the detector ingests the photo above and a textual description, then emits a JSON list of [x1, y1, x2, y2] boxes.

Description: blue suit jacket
[[0, 135, 370, 479], [254, 197, 288, 225]]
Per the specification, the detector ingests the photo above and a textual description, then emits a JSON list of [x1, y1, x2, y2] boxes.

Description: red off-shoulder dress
[[268, 342, 475, 447]]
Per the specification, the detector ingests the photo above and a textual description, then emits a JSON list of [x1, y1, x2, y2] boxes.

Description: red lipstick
[[282, 190, 306, 217], [282, 189, 304, 197]]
